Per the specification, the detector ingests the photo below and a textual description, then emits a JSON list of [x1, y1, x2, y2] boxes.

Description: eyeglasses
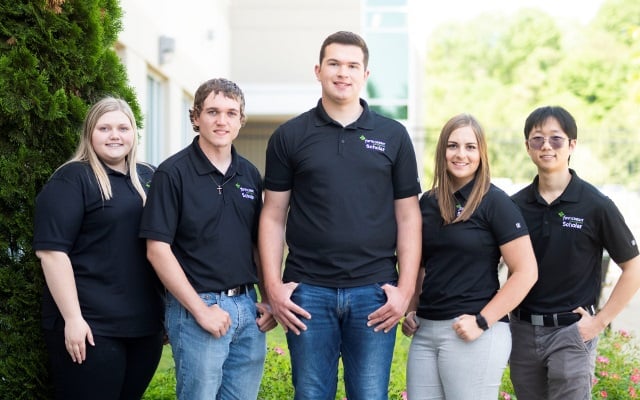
[[527, 136, 568, 150]]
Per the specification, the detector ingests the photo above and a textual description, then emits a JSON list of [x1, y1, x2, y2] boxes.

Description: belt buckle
[[531, 314, 544, 326], [226, 286, 241, 296]]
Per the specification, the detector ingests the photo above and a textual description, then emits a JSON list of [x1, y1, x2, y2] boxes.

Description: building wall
[[116, 0, 425, 179], [230, 0, 362, 119], [117, 0, 231, 165]]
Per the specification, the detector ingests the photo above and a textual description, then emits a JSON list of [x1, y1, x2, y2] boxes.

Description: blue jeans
[[286, 282, 397, 400], [165, 288, 266, 400]]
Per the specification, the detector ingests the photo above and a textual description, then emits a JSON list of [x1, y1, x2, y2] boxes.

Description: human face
[[91, 110, 134, 173], [526, 116, 575, 173], [315, 43, 369, 106], [194, 91, 242, 152], [446, 126, 480, 190]]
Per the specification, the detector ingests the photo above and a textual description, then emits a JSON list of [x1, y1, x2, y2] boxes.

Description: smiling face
[[526, 116, 575, 173], [446, 125, 480, 190], [193, 91, 242, 153], [315, 43, 369, 107], [91, 110, 134, 173]]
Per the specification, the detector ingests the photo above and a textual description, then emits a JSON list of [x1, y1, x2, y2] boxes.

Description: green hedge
[[0, 1, 141, 398]]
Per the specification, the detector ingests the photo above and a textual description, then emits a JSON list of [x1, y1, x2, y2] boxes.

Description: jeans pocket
[[198, 292, 220, 307]]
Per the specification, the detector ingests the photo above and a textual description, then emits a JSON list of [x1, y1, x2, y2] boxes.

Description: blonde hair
[[62, 97, 147, 203], [431, 114, 491, 224]]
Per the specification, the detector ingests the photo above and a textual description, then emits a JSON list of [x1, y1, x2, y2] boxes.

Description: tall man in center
[[259, 31, 422, 400]]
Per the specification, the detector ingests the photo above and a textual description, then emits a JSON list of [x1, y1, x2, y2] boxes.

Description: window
[[181, 94, 194, 147], [145, 74, 165, 165], [363, 0, 409, 120]]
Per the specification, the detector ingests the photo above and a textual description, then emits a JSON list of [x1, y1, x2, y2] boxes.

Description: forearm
[[481, 235, 538, 325], [258, 190, 290, 298], [258, 226, 286, 305], [146, 240, 207, 319], [595, 255, 640, 328], [37, 250, 83, 321], [395, 196, 421, 297], [406, 268, 424, 313], [481, 269, 536, 325]]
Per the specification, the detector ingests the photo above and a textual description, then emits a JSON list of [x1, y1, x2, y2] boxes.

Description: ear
[[568, 138, 577, 154], [314, 64, 321, 81]]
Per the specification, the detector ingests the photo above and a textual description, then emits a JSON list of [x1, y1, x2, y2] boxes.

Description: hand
[[195, 304, 232, 338], [574, 306, 602, 341], [402, 311, 420, 337], [367, 284, 410, 333], [452, 314, 483, 342], [266, 282, 311, 335], [256, 302, 278, 332], [64, 316, 94, 364]]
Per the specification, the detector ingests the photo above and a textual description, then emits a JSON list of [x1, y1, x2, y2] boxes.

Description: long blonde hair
[[62, 97, 147, 203], [431, 114, 490, 224]]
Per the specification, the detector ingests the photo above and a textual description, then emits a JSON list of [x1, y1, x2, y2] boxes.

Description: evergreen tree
[[0, 1, 141, 397]]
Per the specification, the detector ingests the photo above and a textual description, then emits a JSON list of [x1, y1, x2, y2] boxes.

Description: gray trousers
[[509, 317, 598, 400], [406, 317, 511, 400]]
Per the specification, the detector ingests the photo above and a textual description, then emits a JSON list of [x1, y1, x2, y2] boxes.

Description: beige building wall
[[230, 0, 361, 118], [117, 0, 231, 164], [116, 0, 426, 177]]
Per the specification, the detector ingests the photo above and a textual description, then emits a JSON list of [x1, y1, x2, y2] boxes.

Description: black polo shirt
[[264, 98, 421, 287], [512, 169, 639, 313], [33, 162, 164, 337], [139, 137, 262, 293], [417, 182, 529, 320]]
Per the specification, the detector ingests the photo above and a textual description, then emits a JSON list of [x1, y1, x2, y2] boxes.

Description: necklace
[[209, 172, 236, 195]]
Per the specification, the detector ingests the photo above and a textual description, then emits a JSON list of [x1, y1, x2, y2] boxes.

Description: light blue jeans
[[165, 288, 266, 400], [406, 317, 511, 400], [286, 282, 397, 400]]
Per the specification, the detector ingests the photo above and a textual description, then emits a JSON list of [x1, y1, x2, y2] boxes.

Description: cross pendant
[[217, 185, 222, 195]]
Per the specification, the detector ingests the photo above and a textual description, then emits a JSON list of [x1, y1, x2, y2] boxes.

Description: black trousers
[[43, 330, 164, 400]]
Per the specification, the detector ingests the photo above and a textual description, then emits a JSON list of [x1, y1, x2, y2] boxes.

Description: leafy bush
[[145, 328, 640, 400]]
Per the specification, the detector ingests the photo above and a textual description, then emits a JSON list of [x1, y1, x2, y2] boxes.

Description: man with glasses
[[509, 105, 640, 399]]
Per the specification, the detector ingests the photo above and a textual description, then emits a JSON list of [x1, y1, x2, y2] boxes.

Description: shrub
[[1, 1, 141, 397]]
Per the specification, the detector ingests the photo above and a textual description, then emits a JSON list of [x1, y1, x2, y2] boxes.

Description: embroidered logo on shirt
[[558, 211, 584, 230], [515, 222, 522, 229], [235, 183, 256, 200], [360, 135, 386, 152]]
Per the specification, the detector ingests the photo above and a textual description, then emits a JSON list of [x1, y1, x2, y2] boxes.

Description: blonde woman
[[402, 114, 537, 400], [33, 97, 164, 400]]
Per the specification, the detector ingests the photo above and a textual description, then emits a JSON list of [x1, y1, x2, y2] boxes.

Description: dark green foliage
[[0, 1, 140, 397]]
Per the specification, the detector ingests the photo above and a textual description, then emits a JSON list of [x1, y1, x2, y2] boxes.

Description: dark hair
[[189, 78, 246, 131], [319, 31, 369, 69], [523, 106, 577, 140]]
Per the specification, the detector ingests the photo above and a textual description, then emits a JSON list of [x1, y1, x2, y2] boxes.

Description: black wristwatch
[[475, 313, 489, 331]]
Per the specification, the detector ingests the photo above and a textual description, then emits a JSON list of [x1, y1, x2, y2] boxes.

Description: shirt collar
[[312, 98, 375, 131], [454, 178, 475, 203], [189, 136, 241, 177], [530, 168, 581, 204]]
